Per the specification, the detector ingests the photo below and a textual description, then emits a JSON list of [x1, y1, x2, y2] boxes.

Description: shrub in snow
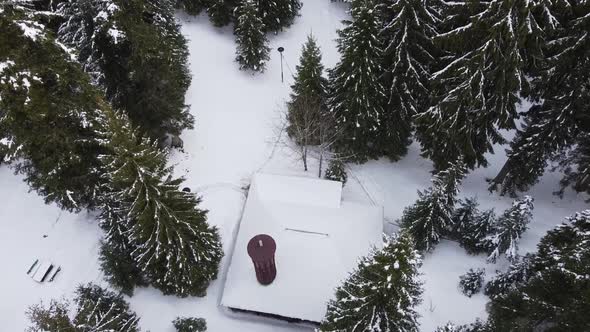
[[488, 210, 590, 331], [320, 232, 423, 332], [173, 317, 207, 332], [234, 0, 270, 72], [401, 159, 466, 251], [324, 160, 347, 185], [458, 268, 485, 298], [487, 196, 534, 263], [27, 283, 140, 332]]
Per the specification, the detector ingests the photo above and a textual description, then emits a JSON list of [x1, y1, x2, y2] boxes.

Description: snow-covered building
[[221, 173, 383, 325]]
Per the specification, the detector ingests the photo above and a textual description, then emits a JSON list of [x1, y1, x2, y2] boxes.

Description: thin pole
[[280, 53, 284, 83]]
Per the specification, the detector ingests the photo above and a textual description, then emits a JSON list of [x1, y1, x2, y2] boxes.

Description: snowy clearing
[[1, 0, 588, 331]]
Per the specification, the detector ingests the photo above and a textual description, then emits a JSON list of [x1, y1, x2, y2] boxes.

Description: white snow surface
[[1, 0, 588, 331], [221, 173, 382, 323]]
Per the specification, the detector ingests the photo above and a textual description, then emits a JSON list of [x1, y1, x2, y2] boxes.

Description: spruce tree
[[451, 197, 479, 237], [487, 196, 534, 263], [376, 0, 441, 160], [458, 268, 485, 297], [27, 283, 140, 332], [56, 0, 194, 139], [176, 0, 210, 16], [324, 159, 348, 185], [0, 5, 105, 211], [400, 159, 467, 251], [286, 34, 328, 142], [328, 0, 387, 162], [234, 0, 270, 72], [488, 0, 590, 195], [320, 232, 423, 332], [257, 0, 301, 33], [99, 110, 224, 297], [415, 0, 545, 170], [484, 253, 535, 299], [459, 208, 496, 254], [487, 210, 590, 331], [207, 0, 239, 27]]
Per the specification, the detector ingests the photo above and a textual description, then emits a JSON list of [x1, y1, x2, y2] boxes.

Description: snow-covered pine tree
[[27, 283, 140, 332], [56, 0, 194, 140], [328, 0, 387, 162], [484, 253, 535, 299], [173, 317, 207, 332], [458, 268, 485, 297], [400, 159, 467, 251], [415, 0, 545, 170], [257, 0, 301, 33], [73, 284, 140, 331], [459, 208, 496, 254], [176, 0, 211, 15], [488, 210, 590, 331], [99, 109, 224, 297], [488, 1, 590, 196], [376, 0, 442, 160], [451, 197, 479, 237], [0, 6, 105, 211], [286, 34, 328, 143], [320, 232, 423, 332], [234, 0, 270, 72], [207, 0, 239, 27], [487, 196, 534, 263]]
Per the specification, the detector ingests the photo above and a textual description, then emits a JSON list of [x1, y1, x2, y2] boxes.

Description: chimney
[[247, 234, 277, 285]]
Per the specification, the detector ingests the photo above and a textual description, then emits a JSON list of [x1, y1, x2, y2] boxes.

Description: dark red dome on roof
[[247, 234, 277, 285]]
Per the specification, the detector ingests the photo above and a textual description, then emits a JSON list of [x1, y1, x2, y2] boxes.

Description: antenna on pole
[[277, 46, 285, 83]]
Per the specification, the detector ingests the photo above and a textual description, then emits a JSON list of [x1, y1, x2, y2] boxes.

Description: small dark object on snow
[[43, 234, 48, 238], [247, 234, 277, 285], [182, 187, 191, 193], [459, 268, 485, 297]]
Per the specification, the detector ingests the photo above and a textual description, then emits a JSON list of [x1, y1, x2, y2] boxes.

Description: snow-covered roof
[[221, 173, 383, 324]]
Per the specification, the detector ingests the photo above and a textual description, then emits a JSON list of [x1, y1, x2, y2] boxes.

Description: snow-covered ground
[[1, 0, 588, 331]]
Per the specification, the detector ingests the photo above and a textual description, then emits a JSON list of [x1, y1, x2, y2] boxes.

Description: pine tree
[[484, 253, 535, 299], [459, 208, 496, 254], [286, 34, 328, 142], [488, 0, 590, 196], [176, 0, 211, 16], [27, 283, 140, 332], [207, 0, 239, 27], [56, 0, 194, 140], [99, 110, 224, 297], [487, 196, 534, 263], [400, 159, 467, 251], [488, 210, 590, 331], [320, 232, 423, 332], [376, 0, 441, 160], [451, 197, 479, 237], [0, 5, 106, 211], [328, 0, 387, 162], [173, 317, 207, 332], [415, 0, 546, 170], [234, 0, 270, 72], [257, 0, 301, 33]]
